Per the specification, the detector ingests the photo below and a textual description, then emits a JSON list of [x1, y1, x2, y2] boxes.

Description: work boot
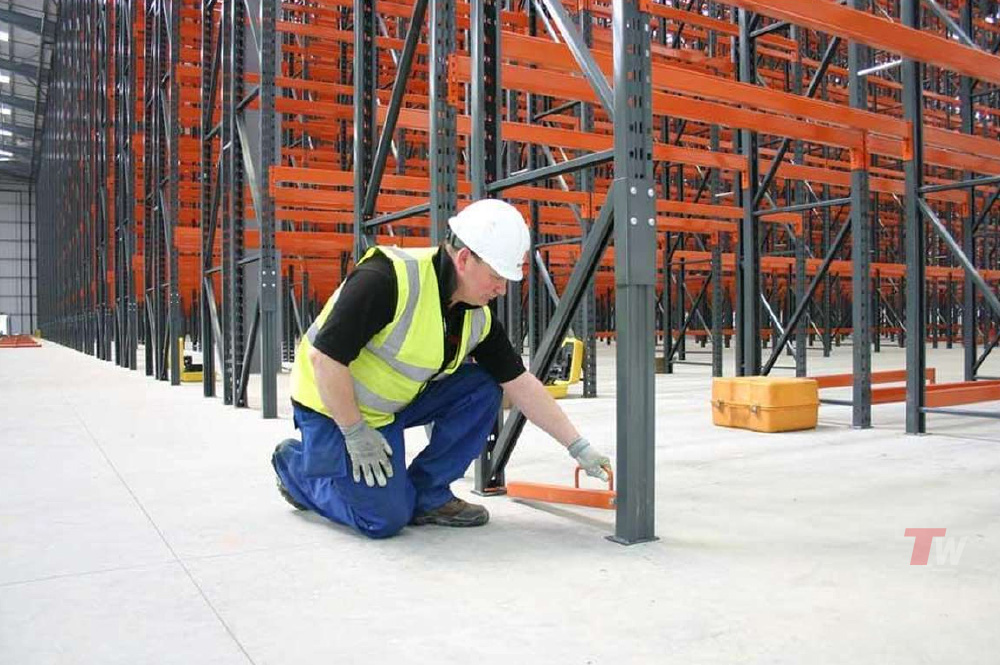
[[272, 440, 308, 511], [411, 497, 489, 527]]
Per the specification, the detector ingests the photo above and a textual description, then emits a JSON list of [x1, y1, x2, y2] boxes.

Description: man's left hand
[[567, 437, 611, 482]]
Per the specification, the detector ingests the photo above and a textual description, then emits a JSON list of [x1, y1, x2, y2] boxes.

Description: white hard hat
[[447, 199, 531, 281]]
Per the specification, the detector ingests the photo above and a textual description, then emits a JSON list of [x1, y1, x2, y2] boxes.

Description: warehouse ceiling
[[0, 0, 56, 183]]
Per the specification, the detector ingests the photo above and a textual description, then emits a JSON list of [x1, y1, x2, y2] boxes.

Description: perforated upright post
[[960, 1, 978, 381], [167, 0, 182, 386], [200, 0, 220, 397], [470, 0, 504, 494], [259, 0, 279, 417], [353, 0, 377, 259], [429, 0, 457, 243], [902, 0, 926, 434], [848, 0, 871, 428], [610, 0, 657, 546], [736, 9, 761, 376]]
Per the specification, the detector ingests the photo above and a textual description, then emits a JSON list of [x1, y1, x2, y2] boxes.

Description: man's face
[[454, 248, 511, 306]]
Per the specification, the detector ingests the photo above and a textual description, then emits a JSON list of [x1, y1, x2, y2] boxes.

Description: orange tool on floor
[[505, 468, 616, 510]]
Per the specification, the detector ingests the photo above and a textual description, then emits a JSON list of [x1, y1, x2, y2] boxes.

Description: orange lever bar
[[505, 468, 616, 510]]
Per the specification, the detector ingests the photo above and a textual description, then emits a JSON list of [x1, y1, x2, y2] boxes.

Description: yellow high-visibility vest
[[290, 246, 492, 427]]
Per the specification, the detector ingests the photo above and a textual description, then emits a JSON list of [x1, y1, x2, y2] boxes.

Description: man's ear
[[454, 247, 471, 273]]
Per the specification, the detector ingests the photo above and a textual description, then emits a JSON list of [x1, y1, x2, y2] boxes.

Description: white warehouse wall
[[0, 184, 35, 335]]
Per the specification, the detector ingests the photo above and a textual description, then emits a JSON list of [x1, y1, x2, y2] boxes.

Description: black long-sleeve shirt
[[312, 246, 525, 384]]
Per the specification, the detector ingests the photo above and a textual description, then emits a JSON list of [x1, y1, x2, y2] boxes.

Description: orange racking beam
[[452, 48, 1000, 175], [812, 368, 937, 389], [646, 2, 797, 51], [870, 381, 1000, 407], [727, 0, 1000, 85], [668, 249, 1000, 281], [500, 31, 1000, 162], [382, 107, 965, 203]]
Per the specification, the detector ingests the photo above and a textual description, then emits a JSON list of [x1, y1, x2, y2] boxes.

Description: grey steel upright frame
[[353, 0, 377, 259], [577, 4, 598, 398], [221, 0, 247, 406], [140, 0, 182, 384], [902, 0, 926, 434], [909, 1, 1000, 422], [143, 0, 178, 382], [166, 0, 182, 385], [960, 1, 977, 382], [848, 0, 871, 429], [257, 0, 280, 418], [608, 0, 657, 545], [361, 0, 429, 231], [736, 9, 761, 376], [41, 0, 100, 353], [95, 1, 112, 362], [114, 0, 139, 370], [142, 0, 155, 372], [469, 0, 504, 495], [201, 0, 221, 398], [429, 0, 457, 243], [790, 24, 807, 378], [217, 0, 279, 418]]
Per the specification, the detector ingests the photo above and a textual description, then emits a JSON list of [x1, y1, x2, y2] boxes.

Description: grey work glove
[[567, 436, 611, 482], [342, 420, 394, 487]]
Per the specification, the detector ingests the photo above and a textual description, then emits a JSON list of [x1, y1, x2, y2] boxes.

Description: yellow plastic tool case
[[711, 377, 819, 433]]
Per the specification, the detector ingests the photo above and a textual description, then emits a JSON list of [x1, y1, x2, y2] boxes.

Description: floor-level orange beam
[[812, 368, 937, 390], [505, 469, 615, 511]]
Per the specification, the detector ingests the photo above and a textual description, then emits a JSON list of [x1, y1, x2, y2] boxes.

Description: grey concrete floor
[[1, 339, 998, 664]]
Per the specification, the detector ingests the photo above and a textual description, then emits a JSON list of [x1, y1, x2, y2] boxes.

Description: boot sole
[[410, 512, 489, 527], [272, 442, 309, 511]]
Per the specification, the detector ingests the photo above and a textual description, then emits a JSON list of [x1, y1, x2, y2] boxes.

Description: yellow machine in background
[[176, 338, 204, 383], [544, 337, 584, 399]]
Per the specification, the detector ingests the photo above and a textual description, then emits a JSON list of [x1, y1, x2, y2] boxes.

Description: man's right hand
[[341, 420, 394, 487]]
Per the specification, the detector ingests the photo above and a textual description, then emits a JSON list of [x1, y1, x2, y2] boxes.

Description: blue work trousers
[[272, 363, 502, 538]]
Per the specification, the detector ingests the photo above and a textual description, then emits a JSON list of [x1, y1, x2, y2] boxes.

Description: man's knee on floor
[[355, 501, 412, 539]]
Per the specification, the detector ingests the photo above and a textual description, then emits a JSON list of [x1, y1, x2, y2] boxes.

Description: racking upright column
[[610, 0, 657, 545], [167, 0, 182, 386], [902, 0, 926, 434], [200, 0, 219, 398], [790, 24, 807, 378], [258, 0, 280, 418], [95, 0, 112, 362], [960, 1, 978, 381], [353, 0, 376, 259], [578, 2, 598, 398], [470, 0, 503, 494], [221, 0, 248, 405], [848, 0, 872, 428], [736, 9, 761, 376], [143, 0, 165, 379], [114, 0, 139, 370], [429, 0, 457, 244]]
